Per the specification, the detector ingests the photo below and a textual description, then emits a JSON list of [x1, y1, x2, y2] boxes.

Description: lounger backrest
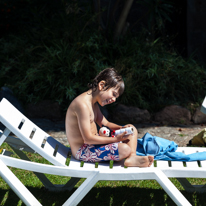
[[0, 98, 69, 166]]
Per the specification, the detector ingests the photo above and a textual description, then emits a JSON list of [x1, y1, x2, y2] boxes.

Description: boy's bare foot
[[124, 155, 154, 167], [148, 156, 154, 167]]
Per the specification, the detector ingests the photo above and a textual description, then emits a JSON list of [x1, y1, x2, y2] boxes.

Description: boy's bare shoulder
[[70, 92, 89, 110]]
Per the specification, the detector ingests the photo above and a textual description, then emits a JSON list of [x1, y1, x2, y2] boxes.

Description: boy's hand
[[122, 124, 132, 128], [115, 131, 128, 142]]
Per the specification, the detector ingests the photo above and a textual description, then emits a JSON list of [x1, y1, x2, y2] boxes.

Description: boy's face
[[98, 87, 120, 106]]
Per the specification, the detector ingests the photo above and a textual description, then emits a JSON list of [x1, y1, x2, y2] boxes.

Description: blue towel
[[136, 132, 206, 161]]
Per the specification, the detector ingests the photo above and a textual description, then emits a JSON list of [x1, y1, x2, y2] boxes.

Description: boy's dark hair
[[88, 68, 124, 95]]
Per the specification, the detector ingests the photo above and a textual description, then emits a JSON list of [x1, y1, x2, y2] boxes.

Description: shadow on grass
[[0, 186, 206, 206]]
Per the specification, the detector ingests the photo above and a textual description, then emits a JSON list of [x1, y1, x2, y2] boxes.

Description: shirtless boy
[[65, 68, 154, 167]]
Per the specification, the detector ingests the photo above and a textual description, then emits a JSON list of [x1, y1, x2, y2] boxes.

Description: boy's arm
[[104, 121, 123, 130], [76, 102, 126, 144]]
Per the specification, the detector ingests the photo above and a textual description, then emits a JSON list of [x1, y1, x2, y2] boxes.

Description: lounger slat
[[113, 159, 125, 168], [97, 161, 111, 169], [55, 151, 67, 165], [185, 161, 199, 168], [171, 161, 184, 168], [181, 147, 199, 153], [47, 137, 69, 159], [200, 160, 206, 168], [68, 156, 81, 168], [18, 119, 37, 138], [156, 160, 169, 168], [82, 162, 96, 169], [1, 114, 23, 131], [42, 141, 57, 162], [32, 129, 49, 147], [0, 100, 27, 130], [55, 145, 70, 164], [196, 148, 206, 168], [43, 137, 68, 165], [196, 148, 206, 153], [181, 148, 200, 168], [174, 147, 206, 168], [176, 148, 185, 153], [51, 154, 65, 165], [182, 147, 206, 154]]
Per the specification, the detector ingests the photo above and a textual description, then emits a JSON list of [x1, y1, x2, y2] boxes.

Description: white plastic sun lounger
[[201, 96, 206, 114], [0, 98, 206, 206]]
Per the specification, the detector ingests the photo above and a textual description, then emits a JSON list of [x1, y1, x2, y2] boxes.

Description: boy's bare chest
[[89, 106, 97, 123]]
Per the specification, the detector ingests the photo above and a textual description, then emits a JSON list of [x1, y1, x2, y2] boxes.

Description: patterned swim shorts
[[75, 143, 120, 162]]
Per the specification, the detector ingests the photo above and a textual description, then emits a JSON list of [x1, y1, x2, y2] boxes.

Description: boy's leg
[[118, 124, 154, 167]]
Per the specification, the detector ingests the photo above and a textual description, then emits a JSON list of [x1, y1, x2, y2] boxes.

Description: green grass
[[1, 143, 206, 206]]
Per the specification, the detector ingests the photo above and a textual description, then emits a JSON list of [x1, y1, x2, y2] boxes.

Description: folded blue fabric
[[136, 132, 206, 161]]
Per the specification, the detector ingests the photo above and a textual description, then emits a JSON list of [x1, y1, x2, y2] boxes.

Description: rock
[[26, 100, 63, 120], [154, 105, 191, 125], [192, 106, 206, 124], [112, 104, 151, 124]]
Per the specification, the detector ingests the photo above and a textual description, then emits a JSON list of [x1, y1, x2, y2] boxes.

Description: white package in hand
[[115, 127, 134, 136]]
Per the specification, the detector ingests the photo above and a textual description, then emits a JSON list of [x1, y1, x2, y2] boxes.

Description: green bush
[[0, 0, 206, 113], [116, 37, 206, 111]]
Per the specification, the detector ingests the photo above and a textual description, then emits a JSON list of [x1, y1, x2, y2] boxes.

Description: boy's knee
[[125, 124, 138, 135], [118, 143, 131, 159]]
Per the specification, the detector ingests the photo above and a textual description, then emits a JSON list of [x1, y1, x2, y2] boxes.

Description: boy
[[65, 68, 154, 167]]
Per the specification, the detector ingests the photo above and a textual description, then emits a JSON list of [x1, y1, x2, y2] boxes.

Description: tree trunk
[[113, 0, 134, 41], [187, 0, 206, 64]]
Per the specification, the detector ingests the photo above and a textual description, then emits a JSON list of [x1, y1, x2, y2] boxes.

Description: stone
[[26, 100, 63, 120], [192, 106, 206, 124], [112, 104, 151, 124], [154, 105, 191, 125]]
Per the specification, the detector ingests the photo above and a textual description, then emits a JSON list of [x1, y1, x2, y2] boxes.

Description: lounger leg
[[0, 159, 42, 206], [155, 170, 192, 206], [62, 172, 99, 206], [10, 146, 81, 191], [60, 177, 81, 191], [177, 178, 206, 193], [0, 128, 10, 146]]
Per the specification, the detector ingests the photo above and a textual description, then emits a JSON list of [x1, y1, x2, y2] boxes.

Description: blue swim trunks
[[75, 143, 120, 162]]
